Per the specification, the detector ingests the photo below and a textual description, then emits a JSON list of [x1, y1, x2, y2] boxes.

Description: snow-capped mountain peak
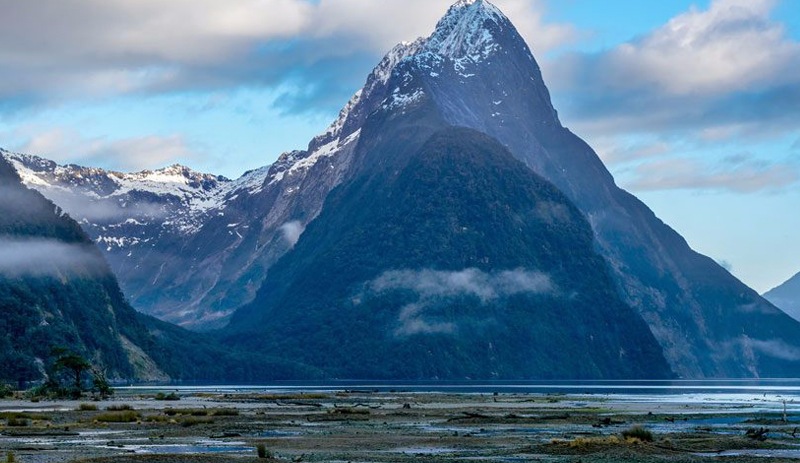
[[425, 0, 505, 62]]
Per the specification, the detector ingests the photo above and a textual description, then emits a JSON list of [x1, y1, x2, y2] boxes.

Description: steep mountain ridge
[[764, 272, 800, 322], [359, 0, 800, 378], [225, 124, 673, 379]]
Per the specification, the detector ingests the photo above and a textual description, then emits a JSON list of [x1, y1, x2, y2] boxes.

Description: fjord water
[[121, 379, 800, 396]]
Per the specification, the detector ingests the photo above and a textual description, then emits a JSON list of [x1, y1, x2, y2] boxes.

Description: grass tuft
[[106, 404, 133, 411], [95, 411, 140, 423], [256, 443, 270, 458], [622, 425, 654, 442], [6, 418, 28, 427], [179, 416, 214, 427]]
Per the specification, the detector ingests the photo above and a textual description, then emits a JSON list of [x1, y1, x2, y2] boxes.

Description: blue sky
[[0, 0, 798, 293]]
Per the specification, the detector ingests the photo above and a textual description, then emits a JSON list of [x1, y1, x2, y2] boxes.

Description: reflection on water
[[695, 449, 800, 458], [130, 444, 253, 454], [118, 379, 800, 396]]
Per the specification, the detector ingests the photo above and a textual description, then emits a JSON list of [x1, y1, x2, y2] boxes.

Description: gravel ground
[[1, 389, 799, 462]]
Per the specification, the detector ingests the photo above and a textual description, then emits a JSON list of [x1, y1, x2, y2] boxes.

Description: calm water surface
[[118, 379, 800, 395]]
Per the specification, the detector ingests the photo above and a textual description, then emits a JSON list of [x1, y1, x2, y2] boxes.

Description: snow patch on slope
[[289, 129, 361, 174]]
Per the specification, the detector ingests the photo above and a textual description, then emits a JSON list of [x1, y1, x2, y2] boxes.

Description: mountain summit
[[222, 0, 800, 378]]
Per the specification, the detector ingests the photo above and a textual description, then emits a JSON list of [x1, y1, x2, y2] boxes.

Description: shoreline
[[2, 388, 800, 462]]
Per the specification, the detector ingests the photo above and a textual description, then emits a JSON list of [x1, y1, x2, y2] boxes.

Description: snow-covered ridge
[[371, 39, 427, 88], [1, 149, 273, 234], [4, 150, 227, 194]]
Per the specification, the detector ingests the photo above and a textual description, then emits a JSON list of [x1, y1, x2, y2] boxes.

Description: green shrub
[[164, 408, 208, 416], [77, 403, 98, 411], [0, 384, 13, 398], [622, 425, 653, 442], [106, 404, 133, 411], [179, 416, 214, 427], [256, 443, 270, 459], [95, 411, 140, 423], [154, 392, 180, 401], [6, 418, 28, 427], [331, 407, 369, 415], [1, 412, 50, 421]]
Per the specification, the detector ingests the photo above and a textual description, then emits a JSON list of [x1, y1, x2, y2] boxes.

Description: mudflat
[[1, 388, 800, 462]]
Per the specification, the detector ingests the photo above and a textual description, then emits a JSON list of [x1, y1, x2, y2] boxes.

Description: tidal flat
[[2, 387, 800, 462]]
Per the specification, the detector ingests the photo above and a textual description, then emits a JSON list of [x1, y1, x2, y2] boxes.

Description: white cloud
[[15, 127, 197, 172], [606, 0, 797, 95], [0, 237, 106, 277], [749, 338, 800, 361], [366, 268, 555, 337], [623, 155, 799, 193], [369, 268, 554, 302], [593, 138, 673, 165], [396, 302, 456, 336], [543, 0, 800, 196], [278, 220, 305, 247], [309, 0, 576, 55], [33, 189, 169, 223], [550, 0, 800, 138], [0, 0, 312, 65], [0, 0, 575, 107]]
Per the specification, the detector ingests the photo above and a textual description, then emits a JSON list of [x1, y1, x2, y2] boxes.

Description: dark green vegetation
[[225, 126, 672, 379], [0, 158, 165, 385], [0, 157, 319, 384], [26, 349, 114, 399], [622, 425, 655, 442], [409, 0, 800, 378]]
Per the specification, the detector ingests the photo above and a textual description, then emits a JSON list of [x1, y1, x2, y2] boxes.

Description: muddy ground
[[1, 388, 800, 462]]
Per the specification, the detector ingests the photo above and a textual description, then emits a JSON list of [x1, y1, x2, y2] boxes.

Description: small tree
[[56, 353, 90, 391], [51, 349, 91, 397], [91, 369, 113, 399]]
